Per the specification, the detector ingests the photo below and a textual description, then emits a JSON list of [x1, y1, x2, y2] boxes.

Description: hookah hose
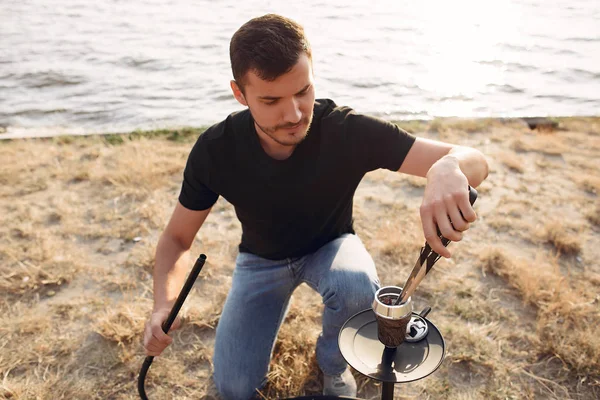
[[138, 254, 207, 400]]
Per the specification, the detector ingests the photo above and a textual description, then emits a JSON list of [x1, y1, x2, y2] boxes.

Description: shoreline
[[1, 115, 598, 141]]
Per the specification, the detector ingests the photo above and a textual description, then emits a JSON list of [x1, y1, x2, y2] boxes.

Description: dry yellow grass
[[511, 134, 568, 156], [428, 117, 500, 134], [480, 248, 600, 375], [587, 203, 600, 226], [1, 118, 599, 399], [541, 221, 583, 256], [576, 174, 600, 195], [496, 151, 525, 173]]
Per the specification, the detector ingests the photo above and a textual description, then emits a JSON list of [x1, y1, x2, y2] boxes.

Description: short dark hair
[[230, 14, 312, 90]]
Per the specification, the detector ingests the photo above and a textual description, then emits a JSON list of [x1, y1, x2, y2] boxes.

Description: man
[[143, 13, 488, 399]]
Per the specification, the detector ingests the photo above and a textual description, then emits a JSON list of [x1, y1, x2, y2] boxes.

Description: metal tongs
[[394, 186, 478, 305]]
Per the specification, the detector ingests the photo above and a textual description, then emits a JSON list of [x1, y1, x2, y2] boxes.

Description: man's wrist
[[153, 301, 175, 313], [426, 154, 460, 179]]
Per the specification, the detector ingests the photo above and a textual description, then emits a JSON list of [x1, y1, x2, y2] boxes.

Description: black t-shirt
[[179, 99, 416, 260]]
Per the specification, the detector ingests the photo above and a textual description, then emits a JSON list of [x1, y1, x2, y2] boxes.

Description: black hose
[[138, 254, 207, 400]]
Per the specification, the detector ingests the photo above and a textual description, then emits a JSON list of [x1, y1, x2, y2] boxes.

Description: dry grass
[[556, 117, 600, 136], [496, 151, 525, 173], [1, 118, 600, 399], [480, 248, 600, 375], [540, 221, 583, 256], [587, 204, 600, 226], [0, 233, 82, 298], [575, 174, 600, 195], [511, 134, 568, 156], [428, 117, 500, 134], [95, 303, 149, 345], [404, 175, 427, 188]]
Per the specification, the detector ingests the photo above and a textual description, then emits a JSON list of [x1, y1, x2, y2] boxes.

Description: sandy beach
[[1, 117, 599, 399]]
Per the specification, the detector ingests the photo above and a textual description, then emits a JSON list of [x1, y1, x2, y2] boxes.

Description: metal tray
[[338, 310, 445, 383]]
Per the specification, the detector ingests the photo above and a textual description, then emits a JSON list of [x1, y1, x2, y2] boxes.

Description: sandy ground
[[0, 117, 599, 399]]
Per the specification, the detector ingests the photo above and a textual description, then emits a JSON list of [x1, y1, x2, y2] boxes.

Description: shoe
[[323, 367, 357, 397]]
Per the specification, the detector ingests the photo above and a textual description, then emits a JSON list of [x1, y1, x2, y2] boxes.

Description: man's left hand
[[419, 155, 477, 258]]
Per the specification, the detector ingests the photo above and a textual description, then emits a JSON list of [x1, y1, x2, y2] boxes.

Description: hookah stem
[[382, 381, 395, 400], [137, 254, 207, 400]]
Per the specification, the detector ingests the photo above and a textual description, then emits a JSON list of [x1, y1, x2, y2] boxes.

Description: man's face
[[231, 53, 315, 147]]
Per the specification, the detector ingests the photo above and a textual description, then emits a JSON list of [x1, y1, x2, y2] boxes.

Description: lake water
[[1, 0, 599, 138]]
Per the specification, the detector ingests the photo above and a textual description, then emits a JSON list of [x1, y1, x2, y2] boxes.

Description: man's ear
[[230, 80, 248, 106]]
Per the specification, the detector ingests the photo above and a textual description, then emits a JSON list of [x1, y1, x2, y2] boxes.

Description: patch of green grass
[[104, 126, 208, 145]]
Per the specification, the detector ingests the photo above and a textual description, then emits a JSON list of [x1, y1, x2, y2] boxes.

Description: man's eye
[[264, 100, 277, 106]]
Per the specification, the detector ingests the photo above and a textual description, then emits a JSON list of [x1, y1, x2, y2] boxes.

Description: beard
[[253, 113, 314, 147]]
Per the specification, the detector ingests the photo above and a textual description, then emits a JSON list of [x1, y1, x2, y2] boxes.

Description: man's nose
[[282, 98, 302, 123]]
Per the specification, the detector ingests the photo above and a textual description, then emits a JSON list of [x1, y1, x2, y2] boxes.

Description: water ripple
[[477, 60, 538, 72], [18, 71, 86, 89], [487, 84, 526, 94], [565, 36, 600, 42]]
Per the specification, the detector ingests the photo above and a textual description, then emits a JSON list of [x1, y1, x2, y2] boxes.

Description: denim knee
[[322, 270, 377, 314], [346, 272, 377, 313]]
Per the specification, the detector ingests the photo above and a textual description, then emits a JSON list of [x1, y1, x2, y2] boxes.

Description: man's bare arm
[[144, 202, 212, 356], [153, 202, 212, 311], [398, 137, 488, 186]]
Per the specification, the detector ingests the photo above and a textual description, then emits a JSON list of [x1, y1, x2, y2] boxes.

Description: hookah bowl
[[372, 286, 413, 348]]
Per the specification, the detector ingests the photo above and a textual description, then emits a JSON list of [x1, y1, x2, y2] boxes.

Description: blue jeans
[[213, 233, 380, 400]]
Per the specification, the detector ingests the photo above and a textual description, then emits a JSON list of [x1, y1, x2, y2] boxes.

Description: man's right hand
[[143, 308, 181, 356], [145, 204, 211, 356]]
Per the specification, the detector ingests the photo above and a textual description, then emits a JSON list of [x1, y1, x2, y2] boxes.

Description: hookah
[[332, 186, 477, 400], [138, 188, 477, 400]]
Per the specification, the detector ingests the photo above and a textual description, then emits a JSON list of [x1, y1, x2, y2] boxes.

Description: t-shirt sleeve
[[343, 109, 417, 172], [178, 138, 219, 211]]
